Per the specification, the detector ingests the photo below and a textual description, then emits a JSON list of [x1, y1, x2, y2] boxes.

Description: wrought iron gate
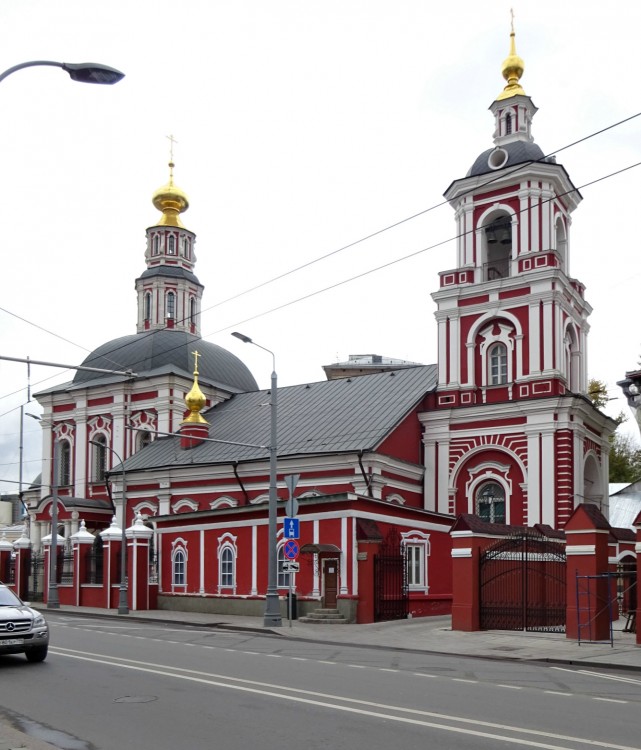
[[374, 528, 408, 622], [479, 531, 566, 632]]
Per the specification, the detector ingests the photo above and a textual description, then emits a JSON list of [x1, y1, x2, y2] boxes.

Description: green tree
[[609, 433, 641, 483], [587, 378, 640, 481]]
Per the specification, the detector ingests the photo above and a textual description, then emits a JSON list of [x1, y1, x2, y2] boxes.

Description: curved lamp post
[[232, 331, 282, 627], [0, 60, 124, 85], [90, 441, 129, 615]]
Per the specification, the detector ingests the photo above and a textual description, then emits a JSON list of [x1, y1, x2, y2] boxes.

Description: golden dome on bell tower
[[496, 14, 526, 101]]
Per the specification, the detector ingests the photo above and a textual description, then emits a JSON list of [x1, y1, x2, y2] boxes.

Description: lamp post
[[90, 441, 129, 615], [47, 442, 60, 609], [0, 60, 124, 85], [232, 331, 282, 627]]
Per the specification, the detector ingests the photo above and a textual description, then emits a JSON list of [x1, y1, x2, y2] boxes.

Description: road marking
[[49, 647, 641, 750], [452, 678, 478, 683], [552, 667, 641, 686], [593, 698, 628, 704], [544, 691, 572, 696], [497, 684, 522, 690]]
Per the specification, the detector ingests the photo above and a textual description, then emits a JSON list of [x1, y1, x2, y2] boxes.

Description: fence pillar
[[450, 518, 493, 632], [356, 539, 381, 624], [126, 513, 153, 611], [13, 529, 32, 599], [565, 503, 611, 641], [0, 533, 13, 583], [100, 517, 124, 610], [70, 520, 95, 606]]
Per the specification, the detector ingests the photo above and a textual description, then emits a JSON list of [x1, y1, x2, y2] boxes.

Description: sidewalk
[[50, 605, 640, 671], [2, 607, 639, 750]]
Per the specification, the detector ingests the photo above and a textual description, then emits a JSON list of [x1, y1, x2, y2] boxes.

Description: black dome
[[73, 329, 258, 392], [467, 141, 546, 177]]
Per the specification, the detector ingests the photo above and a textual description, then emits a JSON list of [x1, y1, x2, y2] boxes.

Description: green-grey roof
[[122, 364, 437, 472]]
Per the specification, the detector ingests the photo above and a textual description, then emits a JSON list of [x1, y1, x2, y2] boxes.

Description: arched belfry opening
[[555, 217, 568, 271], [482, 213, 513, 281]]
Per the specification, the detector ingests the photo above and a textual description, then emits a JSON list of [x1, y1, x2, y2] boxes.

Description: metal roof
[[122, 364, 437, 472]]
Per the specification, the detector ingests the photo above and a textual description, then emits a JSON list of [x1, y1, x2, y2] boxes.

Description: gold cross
[[510, 7, 515, 33], [193, 350, 200, 375], [166, 133, 178, 163]]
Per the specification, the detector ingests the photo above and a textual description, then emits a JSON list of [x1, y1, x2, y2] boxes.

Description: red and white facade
[[420, 31, 615, 530], [20, 28, 618, 621]]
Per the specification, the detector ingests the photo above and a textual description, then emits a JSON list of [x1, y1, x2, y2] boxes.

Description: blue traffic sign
[[284, 517, 299, 539], [283, 539, 299, 560]]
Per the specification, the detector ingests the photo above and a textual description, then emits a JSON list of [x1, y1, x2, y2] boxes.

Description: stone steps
[[298, 608, 349, 625]]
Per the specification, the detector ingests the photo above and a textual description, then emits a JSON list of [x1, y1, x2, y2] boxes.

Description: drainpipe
[[358, 451, 374, 498], [232, 462, 250, 504]]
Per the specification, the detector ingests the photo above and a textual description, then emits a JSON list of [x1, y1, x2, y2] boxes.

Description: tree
[[609, 433, 641, 483], [587, 378, 640, 481]]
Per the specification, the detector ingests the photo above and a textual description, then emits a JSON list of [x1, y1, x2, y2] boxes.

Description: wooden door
[[322, 558, 338, 608]]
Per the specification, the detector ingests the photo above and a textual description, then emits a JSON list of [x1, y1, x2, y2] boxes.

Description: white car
[[0, 583, 49, 662]]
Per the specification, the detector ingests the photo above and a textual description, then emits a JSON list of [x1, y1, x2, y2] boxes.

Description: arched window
[[58, 440, 71, 486], [172, 548, 186, 586], [152, 236, 160, 256], [505, 113, 512, 135], [92, 434, 107, 482], [166, 292, 175, 320], [476, 482, 506, 524], [277, 545, 291, 588], [137, 430, 152, 451], [219, 546, 235, 589], [167, 236, 176, 255], [488, 342, 508, 385], [189, 297, 196, 327], [182, 237, 190, 258], [144, 292, 152, 322]]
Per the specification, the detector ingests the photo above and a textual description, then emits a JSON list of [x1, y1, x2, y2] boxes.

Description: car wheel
[[25, 646, 48, 663]]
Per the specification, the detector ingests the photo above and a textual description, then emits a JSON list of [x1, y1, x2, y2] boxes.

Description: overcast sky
[[2, 0, 640, 493]]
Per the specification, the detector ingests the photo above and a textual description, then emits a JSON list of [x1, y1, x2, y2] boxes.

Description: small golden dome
[[152, 161, 189, 228], [183, 350, 208, 425], [496, 29, 526, 101]]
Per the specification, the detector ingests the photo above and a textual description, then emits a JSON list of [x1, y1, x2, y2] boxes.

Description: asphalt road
[[1, 612, 640, 750]]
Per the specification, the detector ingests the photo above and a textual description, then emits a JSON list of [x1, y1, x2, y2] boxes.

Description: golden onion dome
[[152, 161, 189, 228], [183, 351, 208, 425], [496, 28, 526, 101]]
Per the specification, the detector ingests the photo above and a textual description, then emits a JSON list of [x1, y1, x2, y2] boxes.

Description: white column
[[526, 432, 541, 525], [540, 430, 556, 525], [312, 519, 320, 597], [251, 525, 258, 595]]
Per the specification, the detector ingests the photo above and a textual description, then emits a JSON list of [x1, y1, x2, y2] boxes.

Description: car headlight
[[33, 615, 46, 627]]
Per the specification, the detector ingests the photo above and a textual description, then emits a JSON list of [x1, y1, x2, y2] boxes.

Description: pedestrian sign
[[283, 539, 299, 560], [284, 517, 299, 539]]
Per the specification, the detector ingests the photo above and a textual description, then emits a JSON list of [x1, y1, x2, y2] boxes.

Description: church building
[[25, 26, 615, 622]]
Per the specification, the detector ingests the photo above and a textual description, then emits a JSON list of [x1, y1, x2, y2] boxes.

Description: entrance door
[[322, 558, 338, 608]]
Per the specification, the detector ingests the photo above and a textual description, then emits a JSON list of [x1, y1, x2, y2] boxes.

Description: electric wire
[[1, 110, 640, 405]]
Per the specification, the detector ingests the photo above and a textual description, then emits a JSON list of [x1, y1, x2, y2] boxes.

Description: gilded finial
[[183, 350, 208, 425], [496, 11, 526, 101]]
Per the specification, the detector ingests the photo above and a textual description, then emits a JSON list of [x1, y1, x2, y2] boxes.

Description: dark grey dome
[[73, 329, 258, 392], [136, 266, 202, 286], [467, 141, 546, 177]]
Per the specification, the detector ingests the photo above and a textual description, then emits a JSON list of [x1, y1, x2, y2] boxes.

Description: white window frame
[[401, 530, 430, 593], [217, 533, 237, 593]]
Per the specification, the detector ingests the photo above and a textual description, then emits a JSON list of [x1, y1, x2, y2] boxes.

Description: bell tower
[[421, 24, 614, 529], [135, 150, 204, 336], [433, 25, 588, 406]]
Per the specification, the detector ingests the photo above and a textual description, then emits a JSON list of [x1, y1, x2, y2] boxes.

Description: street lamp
[[0, 60, 124, 85], [90, 440, 129, 615], [47, 442, 60, 609], [232, 331, 282, 627]]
